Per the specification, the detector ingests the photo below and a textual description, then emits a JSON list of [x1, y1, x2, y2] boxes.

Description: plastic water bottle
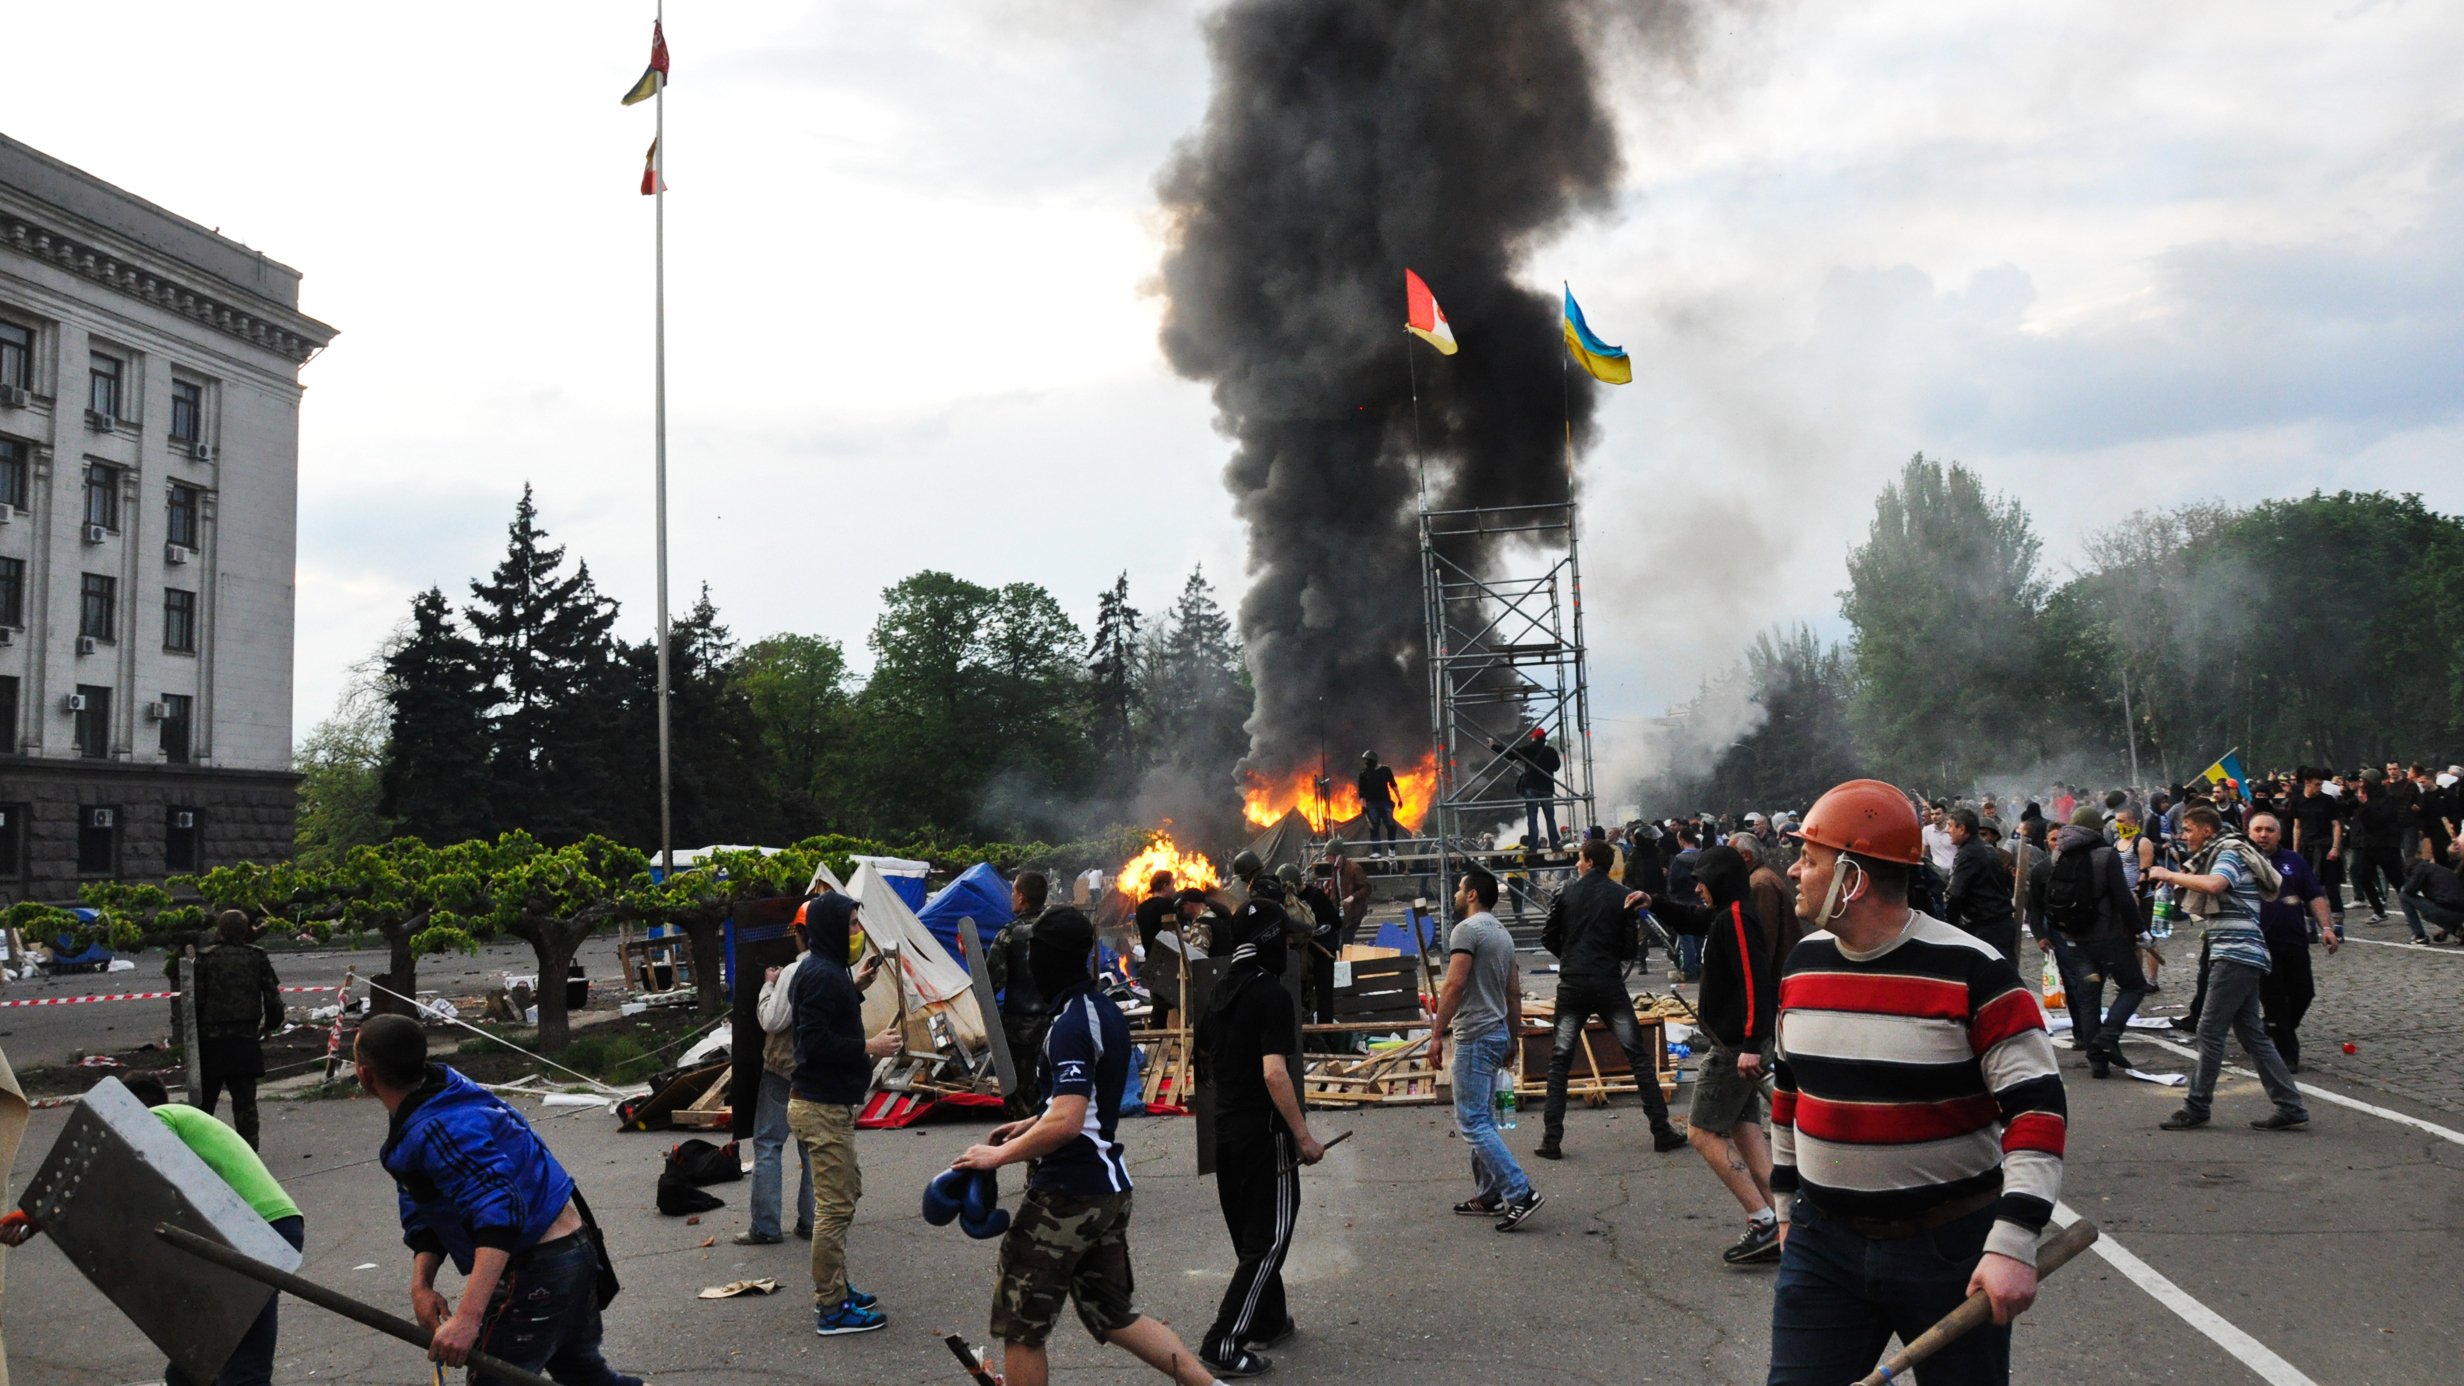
[[2151, 886, 2177, 939], [1495, 1069, 1519, 1129]]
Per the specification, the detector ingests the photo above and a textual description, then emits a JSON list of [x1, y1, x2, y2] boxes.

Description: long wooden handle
[[156, 1223, 561, 1386], [1853, 1219, 2099, 1386]]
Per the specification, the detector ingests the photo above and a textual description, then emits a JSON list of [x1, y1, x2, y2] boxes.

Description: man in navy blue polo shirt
[[953, 909, 1228, 1386]]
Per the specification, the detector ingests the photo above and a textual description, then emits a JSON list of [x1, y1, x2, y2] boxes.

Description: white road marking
[[2051, 1203, 2321, 1386], [2338, 935, 2464, 956], [2130, 1035, 2464, 1147]]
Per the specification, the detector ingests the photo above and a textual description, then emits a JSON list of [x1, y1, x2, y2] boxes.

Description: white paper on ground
[[2125, 1015, 2178, 1029], [2126, 1068, 2189, 1087]]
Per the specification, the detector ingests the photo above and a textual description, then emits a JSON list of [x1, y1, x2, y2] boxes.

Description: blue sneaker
[[844, 1285, 878, 1310], [815, 1297, 887, 1335]]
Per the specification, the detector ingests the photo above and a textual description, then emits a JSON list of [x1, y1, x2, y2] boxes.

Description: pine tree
[[627, 585, 772, 851], [464, 487, 624, 842], [377, 587, 494, 843], [1086, 573, 1144, 795], [1150, 565, 1252, 783]]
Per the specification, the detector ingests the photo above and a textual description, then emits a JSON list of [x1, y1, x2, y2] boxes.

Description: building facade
[[0, 135, 333, 903]]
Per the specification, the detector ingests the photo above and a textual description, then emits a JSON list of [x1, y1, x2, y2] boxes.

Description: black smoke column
[[1159, 0, 1697, 782]]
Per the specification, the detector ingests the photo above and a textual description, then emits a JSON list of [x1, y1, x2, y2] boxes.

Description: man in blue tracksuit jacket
[[357, 1012, 639, 1385]]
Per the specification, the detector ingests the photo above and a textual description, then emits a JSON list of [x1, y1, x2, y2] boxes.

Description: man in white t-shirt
[[1922, 802, 1959, 877]]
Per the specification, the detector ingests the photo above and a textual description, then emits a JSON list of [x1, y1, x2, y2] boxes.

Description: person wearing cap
[[1357, 751, 1403, 858], [788, 893, 903, 1335], [1768, 780, 2066, 1385], [1489, 727, 1563, 850], [1193, 900, 1327, 1374], [1943, 807, 2020, 965], [954, 910, 1231, 1386]]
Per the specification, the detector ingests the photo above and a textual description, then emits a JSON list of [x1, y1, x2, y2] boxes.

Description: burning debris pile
[[1240, 753, 1440, 834], [1112, 828, 1224, 899]]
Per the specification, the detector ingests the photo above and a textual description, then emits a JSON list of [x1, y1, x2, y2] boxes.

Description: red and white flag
[[1404, 268, 1458, 355]]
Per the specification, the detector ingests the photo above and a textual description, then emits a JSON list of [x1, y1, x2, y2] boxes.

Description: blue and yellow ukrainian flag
[[1562, 286, 1632, 385], [2200, 751, 2251, 801]]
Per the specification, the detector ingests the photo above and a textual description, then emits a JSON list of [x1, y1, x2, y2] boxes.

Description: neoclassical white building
[[0, 133, 334, 901]]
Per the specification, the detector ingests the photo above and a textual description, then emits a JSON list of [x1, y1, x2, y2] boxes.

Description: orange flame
[[1114, 827, 1224, 900], [1241, 751, 1438, 833]]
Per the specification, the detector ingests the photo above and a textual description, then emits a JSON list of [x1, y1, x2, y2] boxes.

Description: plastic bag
[[2040, 953, 2066, 1010]]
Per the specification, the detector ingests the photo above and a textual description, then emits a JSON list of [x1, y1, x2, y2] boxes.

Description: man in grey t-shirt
[[1428, 868, 1541, 1230]]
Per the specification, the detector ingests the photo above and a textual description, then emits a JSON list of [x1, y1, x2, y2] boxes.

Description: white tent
[[846, 861, 985, 1046]]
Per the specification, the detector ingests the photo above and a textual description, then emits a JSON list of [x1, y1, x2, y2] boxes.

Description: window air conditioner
[[0, 385, 28, 408], [0, 627, 13, 646], [86, 409, 115, 431], [83, 522, 109, 543], [89, 808, 115, 829], [76, 635, 98, 655], [61, 692, 87, 712], [145, 701, 170, 720], [0, 502, 14, 524], [166, 542, 192, 564], [191, 442, 215, 462], [173, 811, 196, 830]]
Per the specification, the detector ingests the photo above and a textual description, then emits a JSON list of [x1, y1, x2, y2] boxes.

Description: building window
[[77, 805, 119, 875], [81, 573, 117, 642], [160, 692, 193, 763], [73, 684, 111, 759], [170, 379, 203, 443], [166, 805, 203, 872], [0, 436, 25, 509], [0, 320, 32, 391], [84, 463, 119, 530], [89, 351, 123, 419], [0, 556, 23, 627], [0, 675, 17, 751], [164, 587, 196, 653], [0, 803, 24, 881], [167, 482, 200, 549]]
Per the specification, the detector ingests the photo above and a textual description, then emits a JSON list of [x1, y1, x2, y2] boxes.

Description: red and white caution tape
[[0, 984, 340, 1009]]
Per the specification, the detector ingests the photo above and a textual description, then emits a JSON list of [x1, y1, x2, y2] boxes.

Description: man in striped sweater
[[1768, 780, 2066, 1386]]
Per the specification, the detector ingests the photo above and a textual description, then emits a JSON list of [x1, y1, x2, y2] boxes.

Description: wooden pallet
[[671, 1062, 733, 1130]]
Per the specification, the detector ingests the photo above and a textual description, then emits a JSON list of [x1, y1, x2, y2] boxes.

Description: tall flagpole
[[653, 1, 674, 882]]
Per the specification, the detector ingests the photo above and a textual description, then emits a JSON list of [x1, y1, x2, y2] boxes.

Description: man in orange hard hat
[[1766, 779, 2067, 1386]]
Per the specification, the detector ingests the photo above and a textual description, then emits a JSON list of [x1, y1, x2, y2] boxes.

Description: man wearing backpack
[[2045, 808, 2147, 1080]]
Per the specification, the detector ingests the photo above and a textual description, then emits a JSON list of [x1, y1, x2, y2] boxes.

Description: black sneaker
[[1652, 1126, 1689, 1153], [1721, 1220, 1781, 1265], [1533, 1140, 1564, 1160], [1245, 1320, 1297, 1350], [2088, 1053, 2110, 1079], [2251, 1110, 2310, 1131], [1452, 1196, 1502, 1216], [1202, 1344, 1273, 1377], [1494, 1189, 1546, 1232], [2159, 1108, 2209, 1131]]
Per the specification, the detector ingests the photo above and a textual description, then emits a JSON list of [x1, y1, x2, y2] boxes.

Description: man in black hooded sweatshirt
[[1539, 840, 1687, 1160], [1196, 899, 1328, 1377], [788, 893, 902, 1335], [1645, 845, 1781, 1266]]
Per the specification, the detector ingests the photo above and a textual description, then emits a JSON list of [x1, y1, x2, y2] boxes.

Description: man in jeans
[[788, 893, 903, 1334], [1429, 868, 1540, 1230], [2150, 807, 2308, 1132], [1537, 840, 1687, 1160], [355, 1014, 640, 1385], [742, 896, 884, 1245]]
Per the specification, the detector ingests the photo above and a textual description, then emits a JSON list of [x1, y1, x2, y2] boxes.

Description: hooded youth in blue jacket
[[382, 1063, 579, 1270]]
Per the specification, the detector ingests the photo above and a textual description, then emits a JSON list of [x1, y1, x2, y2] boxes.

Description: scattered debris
[[697, 1278, 778, 1299]]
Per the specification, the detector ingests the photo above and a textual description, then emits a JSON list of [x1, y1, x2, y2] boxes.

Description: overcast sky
[[8, 1, 2459, 784]]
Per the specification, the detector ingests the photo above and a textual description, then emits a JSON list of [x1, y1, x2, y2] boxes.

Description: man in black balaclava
[[1194, 900, 1326, 1377]]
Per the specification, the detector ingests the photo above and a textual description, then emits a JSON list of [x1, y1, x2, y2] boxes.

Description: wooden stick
[[1853, 1220, 2100, 1386], [155, 1224, 560, 1386]]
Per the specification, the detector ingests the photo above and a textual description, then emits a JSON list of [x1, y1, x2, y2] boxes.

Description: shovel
[[1853, 1219, 2100, 1385]]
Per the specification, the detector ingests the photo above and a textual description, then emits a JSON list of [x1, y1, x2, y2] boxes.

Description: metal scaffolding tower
[[1420, 500, 1598, 936]]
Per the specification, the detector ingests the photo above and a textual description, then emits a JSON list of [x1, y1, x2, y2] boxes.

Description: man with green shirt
[[0, 1075, 303, 1386]]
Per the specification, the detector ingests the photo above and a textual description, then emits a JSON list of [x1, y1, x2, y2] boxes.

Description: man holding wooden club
[[1768, 779, 2067, 1386]]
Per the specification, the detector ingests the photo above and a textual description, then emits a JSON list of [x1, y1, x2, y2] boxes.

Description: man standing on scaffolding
[[1490, 728, 1564, 851], [1358, 752, 1403, 860]]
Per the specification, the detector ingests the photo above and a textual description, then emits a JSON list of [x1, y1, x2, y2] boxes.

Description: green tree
[[297, 657, 393, 870], [737, 632, 858, 826], [1841, 455, 2050, 789], [378, 588, 494, 843], [1146, 565, 1251, 787], [1085, 573, 1145, 800], [465, 487, 626, 843], [624, 585, 773, 853]]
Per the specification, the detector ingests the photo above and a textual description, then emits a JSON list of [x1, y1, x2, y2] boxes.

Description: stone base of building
[[0, 758, 298, 904]]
